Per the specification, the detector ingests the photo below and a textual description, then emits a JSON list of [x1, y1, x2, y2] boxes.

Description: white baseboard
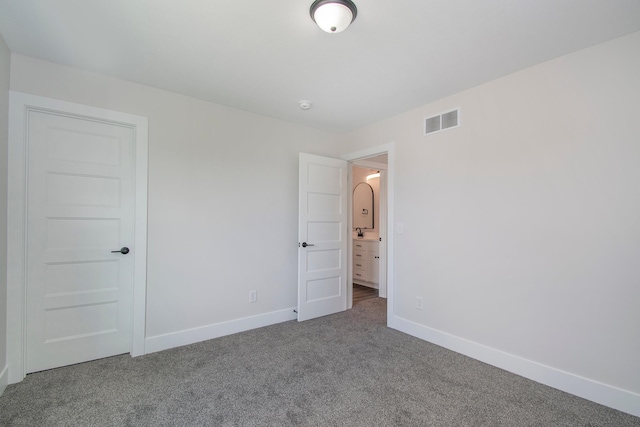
[[144, 307, 297, 354], [0, 364, 8, 397], [389, 315, 640, 418]]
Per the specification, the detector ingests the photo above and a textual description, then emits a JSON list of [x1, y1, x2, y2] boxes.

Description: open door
[[297, 153, 348, 321]]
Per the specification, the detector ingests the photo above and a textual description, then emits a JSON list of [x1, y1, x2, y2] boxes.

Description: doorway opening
[[351, 160, 387, 306]]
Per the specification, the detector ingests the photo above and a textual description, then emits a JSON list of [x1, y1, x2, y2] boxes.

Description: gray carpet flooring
[[1, 298, 638, 426]]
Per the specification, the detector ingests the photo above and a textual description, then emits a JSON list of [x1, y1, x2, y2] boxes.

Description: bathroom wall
[[352, 166, 379, 240]]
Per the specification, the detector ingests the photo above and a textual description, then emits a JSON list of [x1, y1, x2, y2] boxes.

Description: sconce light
[[366, 171, 380, 180], [310, 0, 358, 33]]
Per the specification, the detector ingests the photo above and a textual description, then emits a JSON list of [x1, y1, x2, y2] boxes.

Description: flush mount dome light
[[310, 0, 357, 33]]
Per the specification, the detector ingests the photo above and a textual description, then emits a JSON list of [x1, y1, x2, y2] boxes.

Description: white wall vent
[[424, 108, 460, 136]]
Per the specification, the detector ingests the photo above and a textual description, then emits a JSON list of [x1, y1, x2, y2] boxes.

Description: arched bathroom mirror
[[353, 182, 374, 229]]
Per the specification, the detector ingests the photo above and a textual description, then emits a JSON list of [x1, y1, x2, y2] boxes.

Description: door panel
[[26, 110, 135, 373], [297, 153, 348, 321]]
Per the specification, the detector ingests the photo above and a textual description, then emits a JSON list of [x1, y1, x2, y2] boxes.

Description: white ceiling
[[1, 0, 639, 133]]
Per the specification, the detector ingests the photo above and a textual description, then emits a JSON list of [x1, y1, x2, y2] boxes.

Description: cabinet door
[[368, 252, 379, 284], [367, 241, 380, 285]]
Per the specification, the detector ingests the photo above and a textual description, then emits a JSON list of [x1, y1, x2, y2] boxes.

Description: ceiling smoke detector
[[299, 100, 312, 110]]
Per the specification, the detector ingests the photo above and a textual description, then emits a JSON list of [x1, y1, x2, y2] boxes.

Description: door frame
[[341, 143, 394, 323], [6, 92, 149, 383]]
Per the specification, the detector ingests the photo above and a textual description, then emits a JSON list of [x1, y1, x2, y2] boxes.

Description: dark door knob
[[111, 247, 130, 255], [301, 242, 315, 248]]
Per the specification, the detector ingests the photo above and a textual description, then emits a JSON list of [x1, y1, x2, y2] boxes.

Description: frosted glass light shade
[[310, 0, 357, 33]]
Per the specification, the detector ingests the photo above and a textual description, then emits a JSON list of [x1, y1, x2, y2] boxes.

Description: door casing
[[7, 92, 149, 383]]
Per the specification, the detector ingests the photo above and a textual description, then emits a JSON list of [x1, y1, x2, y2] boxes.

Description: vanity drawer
[[353, 267, 367, 281], [353, 249, 366, 261], [353, 241, 366, 250]]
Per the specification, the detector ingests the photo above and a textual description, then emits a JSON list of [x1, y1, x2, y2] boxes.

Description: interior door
[[297, 153, 348, 321], [26, 109, 135, 373]]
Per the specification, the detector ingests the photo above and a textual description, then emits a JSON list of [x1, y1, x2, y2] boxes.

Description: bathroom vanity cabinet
[[353, 239, 379, 288]]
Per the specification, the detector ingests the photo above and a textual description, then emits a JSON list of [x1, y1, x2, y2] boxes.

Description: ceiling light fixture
[[366, 171, 380, 180], [310, 0, 357, 33]]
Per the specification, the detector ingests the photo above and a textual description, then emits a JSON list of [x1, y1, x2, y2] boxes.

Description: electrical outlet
[[249, 290, 257, 303], [416, 297, 423, 310]]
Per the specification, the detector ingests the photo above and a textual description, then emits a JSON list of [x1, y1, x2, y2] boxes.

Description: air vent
[[425, 116, 441, 134], [424, 108, 460, 136], [442, 109, 458, 129]]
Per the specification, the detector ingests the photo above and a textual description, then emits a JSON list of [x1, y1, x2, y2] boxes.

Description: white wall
[[0, 33, 10, 395], [339, 32, 640, 415], [9, 55, 342, 349]]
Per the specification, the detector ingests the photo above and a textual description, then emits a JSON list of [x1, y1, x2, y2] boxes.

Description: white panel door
[[26, 110, 135, 373], [298, 153, 348, 321]]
